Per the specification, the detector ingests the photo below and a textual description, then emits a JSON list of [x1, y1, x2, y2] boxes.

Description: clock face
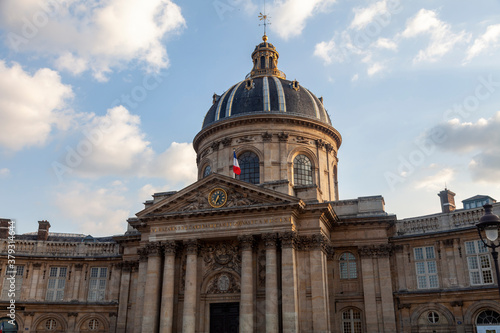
[[208, 188, 227, 208]]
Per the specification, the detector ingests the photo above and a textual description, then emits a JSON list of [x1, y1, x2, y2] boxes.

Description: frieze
[[206, 272, 240, 294], [295, 136, 311, 144], [151, 216, 292, 234]]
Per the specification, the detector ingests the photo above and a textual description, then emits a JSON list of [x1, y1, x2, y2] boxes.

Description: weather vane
[[258, 0, 271, 39]]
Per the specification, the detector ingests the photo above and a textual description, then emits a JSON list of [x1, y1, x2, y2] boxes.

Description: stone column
[[280, 232, 299, 333], [359, 247, 379, 333], [29, 263, 41, 300], [141, 242, 163, 332], [325, 246, 336, 331], [309, 235, 329, 332], [239, 235, 255, 332], [160, 241, 177, 333], [116, 262, 132, 333], [134, 248, 149, 332], [182, 240, 199, 333], [376, 246, 397, 332], [262, 233, 279, 333]]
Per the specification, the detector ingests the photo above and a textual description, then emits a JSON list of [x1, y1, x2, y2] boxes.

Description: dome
[[202, 36, 332, 129]]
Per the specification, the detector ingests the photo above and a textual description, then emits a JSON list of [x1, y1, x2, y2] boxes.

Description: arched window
[[203, 165, 211, 178], [0, 318, 18, 332], [340, 252, 357, 279], [293, 154, 313, 185], [88, 319, 100, 331], [342, 308, 362, 333], [427, 311, 440, 324], [477, 310, 500, 325], [45, 319, 57, 330], [236, 151, 260, 184]]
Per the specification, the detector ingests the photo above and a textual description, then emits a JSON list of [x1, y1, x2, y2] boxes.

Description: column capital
[[238, 235, 254, 250], [163, 240, 177, 256], [185, 239, 199, 255], [137, 247, 149, 261], [145, 242, 163, 257], [279, 231, 298, 249], [325, 245, 335, 261], [262, 233, 278, 249]]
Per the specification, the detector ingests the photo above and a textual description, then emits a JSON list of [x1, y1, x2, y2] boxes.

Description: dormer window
[[245, 79, 254, 90]]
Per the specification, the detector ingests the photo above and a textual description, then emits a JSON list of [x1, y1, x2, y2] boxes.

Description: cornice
[[193, 114, 342, 152]]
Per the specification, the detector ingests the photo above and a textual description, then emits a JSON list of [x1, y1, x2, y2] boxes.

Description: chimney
[[37, 220, 51, 241], [438, 188, 456, 213], [0, 219, 11, 239]]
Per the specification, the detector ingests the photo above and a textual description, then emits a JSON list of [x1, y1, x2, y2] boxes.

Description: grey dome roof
[[202, 77, 331, 129]]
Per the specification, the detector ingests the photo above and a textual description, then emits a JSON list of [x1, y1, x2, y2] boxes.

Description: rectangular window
[[46, 267, 67, 301], [1, 265, 24, 300], [414, 246, 439, 289], [88, 267, 107, 301], [465, 240, 493, 285]]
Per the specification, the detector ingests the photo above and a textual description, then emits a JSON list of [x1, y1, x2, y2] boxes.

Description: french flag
[[233, 151, 241, 175]]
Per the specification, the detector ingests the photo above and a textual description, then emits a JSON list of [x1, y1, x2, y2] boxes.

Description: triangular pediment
[[136, 174, 302, 218]]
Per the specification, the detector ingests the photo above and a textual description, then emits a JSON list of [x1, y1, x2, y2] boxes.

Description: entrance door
[[210, 302, 239, 333]]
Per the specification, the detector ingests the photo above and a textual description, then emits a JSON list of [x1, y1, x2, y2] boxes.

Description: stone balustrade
[[0, 239, 120, 257]]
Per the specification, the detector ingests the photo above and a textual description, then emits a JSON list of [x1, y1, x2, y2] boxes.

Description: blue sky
[[1, 0, 500, 236]]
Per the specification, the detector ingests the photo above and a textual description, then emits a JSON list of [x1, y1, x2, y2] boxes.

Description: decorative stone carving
[[258, 249, 266, 288], [202, 241, 241, 278], [277, 132, 289, 142], [24, 312, 35, 316], [68, 312, 78, 317], [163, 241, 177, 255], [451, 300, 463, 307], [182, 192, 210, 211], [119, 261, 136, 272], [185, 240, 199, 255], [358, 244, 393, 258], [238, 235, 254, 250], [398, 303, 411, 310], [74, 263, 84, 270], [262, 132, 273, 142], [145, 242, 162, 256], [211, 141, 220, 151], [280, 231, 297, 249], [325, 143, 333, 152], [295, 136, 310, 144], [109, 312, 118, 317], [325, 245, 335, 261], [315, 139, 325, 149], [221, 137, 232, 147], [32, 263, 42, 269], [262, 233, 278, 249], [226, 191, 258, 207], [443, 239, 454, 247], [137, 247, 149, 262], [206, 272, 240, 294], [237, 136, 255, 143]]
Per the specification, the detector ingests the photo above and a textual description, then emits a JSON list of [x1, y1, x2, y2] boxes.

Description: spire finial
[[258, 0, 271, 41]]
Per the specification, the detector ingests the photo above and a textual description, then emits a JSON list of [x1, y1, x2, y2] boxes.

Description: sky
[[1, 0, 500, 236]]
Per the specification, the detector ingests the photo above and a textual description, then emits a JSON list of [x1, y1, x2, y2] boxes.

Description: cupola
[[249, 35, 286, 80]]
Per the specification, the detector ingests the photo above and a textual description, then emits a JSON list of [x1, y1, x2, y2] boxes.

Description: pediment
[[136, 174, 302, 218]]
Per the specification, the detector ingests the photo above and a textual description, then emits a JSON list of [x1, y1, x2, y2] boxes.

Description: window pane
[[468, 257, 479, 270], [349, 262, 357, 279], [425, 247, 435, 259], [414, 248, 423, 260], [100, 268, 107, 278], [293, 154, 313, 186], [417, 276, 427, 289], [465, 241, 476, 255], [91, 268, 99, 278], [427, 261, 437, 274], [236, 152, 260, 184], [470, 271, 481, 285], [477, 241, 488, 253], [59, 268, 67, 277], [416, 262, 425, 274], [340, 262, 348, 279], [50, 268, 58, 277], [429, 275, 439, 288]]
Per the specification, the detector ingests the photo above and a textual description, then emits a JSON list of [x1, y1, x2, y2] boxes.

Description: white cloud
[[270, 0, 336, 40], [59, 105, 197, 186], [373, 37, 397, 50], [401, 9, 469, 63], [351, 74, 359, 82], [415, 167, 455, 191], [367, 62, 384, 76], [54, 181, 130, 236], [0, 168, 10, 178], [0, 61, 73, 151], [465, 24, 500, 62], [0, 0, 186, 81], [427, 112, 500, 183], [350, 0, 389, 30]]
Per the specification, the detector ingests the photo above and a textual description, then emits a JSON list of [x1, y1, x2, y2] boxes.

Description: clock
[[208, 188, 228, 208]]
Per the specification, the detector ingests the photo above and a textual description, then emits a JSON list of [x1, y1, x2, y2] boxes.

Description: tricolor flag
[[233, 151, 241, 175], [1, 321, 4, 333]]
